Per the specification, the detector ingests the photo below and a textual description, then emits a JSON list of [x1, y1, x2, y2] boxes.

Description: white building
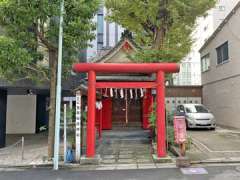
[[200, 1, 240, 129], [173, 0, 240, 85], [87, 3, 124, 61]]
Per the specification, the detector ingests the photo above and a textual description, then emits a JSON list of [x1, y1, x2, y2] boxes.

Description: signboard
[[174, 116, 187, 144], [75, 91, 81, 162]]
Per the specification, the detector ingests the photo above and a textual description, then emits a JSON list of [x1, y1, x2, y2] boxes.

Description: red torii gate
[[73, 63, 180, 158]]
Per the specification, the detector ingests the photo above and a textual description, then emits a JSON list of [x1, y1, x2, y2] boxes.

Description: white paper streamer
[[104, 88, 108, 97], [140, 88, 144, 97], [130, 89, 133, 99], [125, 89, 128, 99], [110, 88, 113, 97], [115, 89, 118, 98], [120, 88, 124, 98], [135, 89, 138, 99]]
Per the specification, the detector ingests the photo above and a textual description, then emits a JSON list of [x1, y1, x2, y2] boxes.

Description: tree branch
[[25, 65, 50, 81], [34, 26, 57, 51]]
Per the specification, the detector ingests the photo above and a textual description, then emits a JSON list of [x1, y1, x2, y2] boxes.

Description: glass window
[[185, 107, 191, 113], [184, 105, 209, 113], [201, 54, 210, 72], [219, 6, 225, 11], [216, 41, 229, 65], [177, 105, 185, 113], [195, 105, 209, 113]]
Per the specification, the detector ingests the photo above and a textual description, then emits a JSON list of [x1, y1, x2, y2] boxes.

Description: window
[[204, 26, 208, 31], [97, 8, 104, 50], [195, 105, 209, 113], [186, 107, 191, 113], [201, 54, 210, 72], [177, 105, 185, 113], [185, 105, 209, 113], [219, 6, 225, 11], [216, 41, 229, 65]]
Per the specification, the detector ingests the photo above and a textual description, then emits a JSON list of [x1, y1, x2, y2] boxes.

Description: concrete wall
[[163, 86, 202, 113], [6, 95, 36, 134], [165, 97, 202, 114], [201, 8, 240, 84], [202, 76, 240, 128], [200, 6, 240, 128]]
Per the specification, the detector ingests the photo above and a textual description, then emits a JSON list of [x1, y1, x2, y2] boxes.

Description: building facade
[[200, 2, 240, 129], [173, 0, 240, 86], [86, 2, 124, 61]]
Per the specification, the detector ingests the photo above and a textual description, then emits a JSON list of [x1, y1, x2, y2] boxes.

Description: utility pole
[[53, 0, 64, 170]]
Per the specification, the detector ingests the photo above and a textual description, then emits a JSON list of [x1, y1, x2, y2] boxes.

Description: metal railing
[[0, 136, 24, 161]]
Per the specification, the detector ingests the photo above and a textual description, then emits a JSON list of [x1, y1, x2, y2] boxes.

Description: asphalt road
[[1, 165, 240, 180]]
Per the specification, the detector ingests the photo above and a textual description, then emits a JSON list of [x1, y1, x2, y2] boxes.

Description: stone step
[[112, 122, 142, 129]]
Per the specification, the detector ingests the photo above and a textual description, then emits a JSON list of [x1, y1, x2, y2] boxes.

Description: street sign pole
[[53, 0, 64, 170]]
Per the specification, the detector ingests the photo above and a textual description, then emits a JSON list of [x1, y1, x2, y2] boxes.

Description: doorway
[[112, 98, 142, 129]]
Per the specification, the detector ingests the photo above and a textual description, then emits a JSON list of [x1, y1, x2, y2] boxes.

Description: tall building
[[200, 2, 240, 129], [87, 3, 124, 61], [173, 0, 240, 85]]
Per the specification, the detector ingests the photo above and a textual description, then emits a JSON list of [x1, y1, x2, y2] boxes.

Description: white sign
[[75, 91, 81, 162]]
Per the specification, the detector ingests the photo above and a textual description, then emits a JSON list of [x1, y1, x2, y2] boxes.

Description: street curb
[[191, 160, 240, 165], [2, 159, 240, 170], [0, 163, 53, 169]]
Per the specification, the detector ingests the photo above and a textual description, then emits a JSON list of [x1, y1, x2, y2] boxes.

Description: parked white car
[[176, 104, 216, 130]]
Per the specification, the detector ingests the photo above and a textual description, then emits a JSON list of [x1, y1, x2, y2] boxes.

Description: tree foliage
[[0, 0, 99, 80], [105, 0, 216, 62], [0, 0, 99, 158], [0, 36, 32, 79]]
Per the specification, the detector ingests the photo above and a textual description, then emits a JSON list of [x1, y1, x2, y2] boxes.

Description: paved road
[[187, 128, 240, 162], [1, 165, 240, 180]]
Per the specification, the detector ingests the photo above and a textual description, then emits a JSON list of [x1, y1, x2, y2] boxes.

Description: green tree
[[105, 0, 216, 62], [0, 0, 99, 158]]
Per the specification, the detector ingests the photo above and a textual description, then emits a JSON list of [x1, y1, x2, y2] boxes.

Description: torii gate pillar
[[156, 71, 166, 157], [86, 70, 96, 157]]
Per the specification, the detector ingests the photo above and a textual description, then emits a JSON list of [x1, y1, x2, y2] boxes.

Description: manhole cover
[[181, 168, 208, 175]]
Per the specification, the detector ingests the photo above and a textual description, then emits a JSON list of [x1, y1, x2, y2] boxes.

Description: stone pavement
[[187, 127, 240, 163], [96, 130, 165, 167], [3, 127, 240, 169], [0, 132, 48, 167], [0, 129, 175, 169]]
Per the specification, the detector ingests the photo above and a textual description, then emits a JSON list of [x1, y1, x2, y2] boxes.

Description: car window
[[176, 105, 181, 112], [177, 105, 185, 112], [195, 105, 209, 113], [185, 107, 191, 113]]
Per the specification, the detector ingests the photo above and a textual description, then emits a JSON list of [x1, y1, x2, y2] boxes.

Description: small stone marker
[[181, 167, 208, 175], [176, 156, 191, 167]]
